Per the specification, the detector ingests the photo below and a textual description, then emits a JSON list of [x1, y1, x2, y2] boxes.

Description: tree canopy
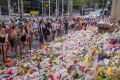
[[70, 0, 103, 7]]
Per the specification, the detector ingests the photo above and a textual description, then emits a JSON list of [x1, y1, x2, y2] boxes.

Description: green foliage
[[64, 0, 103, 7], [73, 0, 84, 6], [0, 0, 8, 6]]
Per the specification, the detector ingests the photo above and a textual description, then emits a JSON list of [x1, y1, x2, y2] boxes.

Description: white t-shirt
[[33, 22, 39, 29], [71, 21, 74, 25], [52, 22, 57, 31], [41, 24, 45, 28]]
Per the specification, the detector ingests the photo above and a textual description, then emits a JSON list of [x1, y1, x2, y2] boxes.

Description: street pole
[[7, 0, 11, 19], [49, 0, 50, 19], [70, 0, 73, 17], [58, 0, 59, 17], [62, 0, 64, 20], [101, 0, 105, 18], [68, 0, 70, 15], [18, 0, 20, 15], [42, 0, 44, 17], [97, 0, 99, 9], [20, 0, 24, 18], [0, 6, 1, 16], [56, 0, 58, 19], [0, 6, 2, 20], [102, 0, 105, 10]]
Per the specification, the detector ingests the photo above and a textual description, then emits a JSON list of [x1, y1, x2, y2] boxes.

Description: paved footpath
[[0, 39, 39, 61]]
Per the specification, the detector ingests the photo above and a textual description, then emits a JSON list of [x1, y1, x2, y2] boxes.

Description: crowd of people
[[0, 16, 119, 80], [0, 16, 113, 58]]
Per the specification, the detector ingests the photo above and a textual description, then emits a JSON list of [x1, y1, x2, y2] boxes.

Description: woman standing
[[20, 26, 27, 50], [84, 19, 87, 31], [39, 21, 45, 49], [42, 21, 49, 42], [0, 27, 6, 55], [58, 21, 62, 36], [51, 21, 57, 40], [74, 18, 79, 31], [8, 26, 19, 54], [60, 21, 65, 36]]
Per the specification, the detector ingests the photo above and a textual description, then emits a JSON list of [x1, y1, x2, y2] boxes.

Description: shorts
[[20, 35, 26, 42], [71, 24, 75, 28], [0, 36, 5, 43], [39, 35, 44, 43], [10, 39, 19, 47]]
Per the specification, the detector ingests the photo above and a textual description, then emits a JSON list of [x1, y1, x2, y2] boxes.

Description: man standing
[[51, 21, 57, 40], [64, 19, 69, 34]]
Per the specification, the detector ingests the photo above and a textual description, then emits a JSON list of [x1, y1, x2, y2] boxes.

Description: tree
[[73, 0, 84, 6]]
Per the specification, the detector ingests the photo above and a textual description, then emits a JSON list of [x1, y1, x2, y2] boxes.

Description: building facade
[[0, 0, 54, 15], [111, 0, 120, 22]]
